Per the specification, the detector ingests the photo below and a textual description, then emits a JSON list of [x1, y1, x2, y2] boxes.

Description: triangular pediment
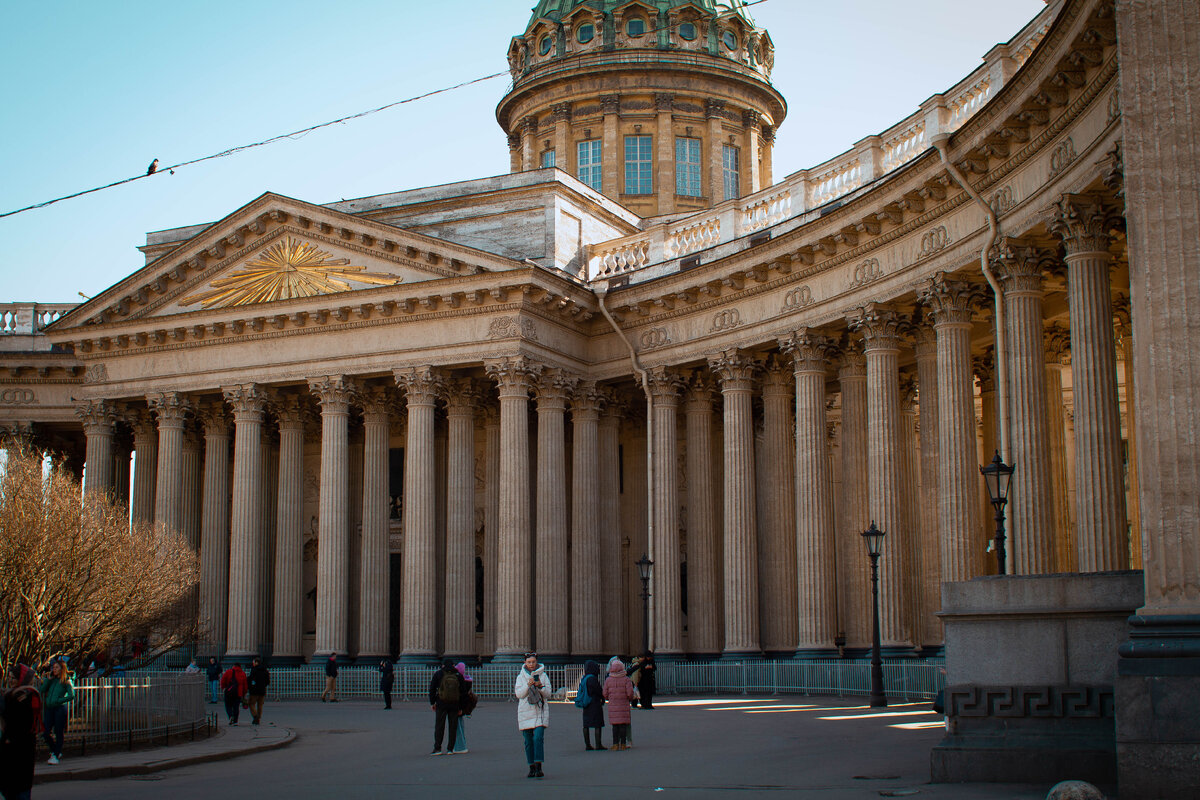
[[52, 192, 523, 331]]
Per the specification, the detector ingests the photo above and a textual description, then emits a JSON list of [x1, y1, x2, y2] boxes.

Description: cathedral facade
[[0, 0, 1177, 676]]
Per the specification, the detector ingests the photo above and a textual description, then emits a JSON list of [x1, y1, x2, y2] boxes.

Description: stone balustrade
[[0, 303, 76, 335]]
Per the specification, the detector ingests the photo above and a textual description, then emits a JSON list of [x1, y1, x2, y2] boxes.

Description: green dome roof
[[527, 0, 752, 28]]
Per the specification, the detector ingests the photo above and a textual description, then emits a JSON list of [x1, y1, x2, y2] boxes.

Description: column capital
[[705, 98, 726, 119], [779, 328, 835, 374], [147, 391, 193, 427], [129, 408, 157, 439], [534, 368, 576, 410], [920, 273, 984, 327], [708, 349, 759, 391], [900, 373, 918, 411], [654, 93, 674, 112], [913, 324, 938, 358], [76, 399, 118, 434], [198, 403, 231, 436], [761, 355, 794, 397], [393, 367, 441, 407], [307, 375, 355, 414], [1044, 322, 1072, 365], [973, 347, 996, 391], [359, 385, 396, 421], [1112, 292, 1133, 338], [837, 342, 868, 380], [848, 304, 907, 351], [742, 108, 762, 128], [571, 380, 604, 419], [601, 94, 621, 115], [647, 366, 686, 404], [485, 356, 542, 399], [550, 102, 573, 122], [990, 236, 1052, 293], [684, 373, 716, 412], [1050, 192, 1121, 255], [223, 383, 268, 420], [600, 387, 631, 421], [271, 392, 311, 430], [443, 378, 482, 417]]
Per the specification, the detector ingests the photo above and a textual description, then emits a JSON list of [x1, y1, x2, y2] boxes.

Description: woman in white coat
[[514, 652, 552, 778]]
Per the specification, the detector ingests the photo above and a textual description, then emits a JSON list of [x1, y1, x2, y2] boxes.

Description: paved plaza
[[35, 696, 1060, 799]]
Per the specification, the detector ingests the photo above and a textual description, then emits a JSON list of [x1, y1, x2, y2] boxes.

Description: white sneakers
[[47, 755, 60, 765]]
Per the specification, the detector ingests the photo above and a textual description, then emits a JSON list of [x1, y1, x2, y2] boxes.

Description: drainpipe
[[931, 133, 1011, 463], [594, 280, 655, 652]]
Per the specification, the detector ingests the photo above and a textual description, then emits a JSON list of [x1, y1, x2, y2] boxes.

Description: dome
[[526, 1, 754, 29]]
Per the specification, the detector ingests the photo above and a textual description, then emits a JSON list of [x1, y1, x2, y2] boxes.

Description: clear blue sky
[[0, 0, 1044, 303]]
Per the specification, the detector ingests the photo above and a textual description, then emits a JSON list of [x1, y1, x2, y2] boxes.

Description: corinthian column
[[571, 382, 603, 659], [223, 384, 266, 660], [357, 387, 393, 660], [272, 395, 307, 663], [780, 330, 838, 655], [533, 370, 572, 659], [309, 376, 355, 661], [899, 376, 923, 645], [182, 430, 202, 551], [485, 357, 540, 659], [921, 276, 983, 585], [849, 305, 912, 651], [483, 407, 500, 656], [645, 367, 684, 656], [77, 400, 116, 498], [992, 240, 1055, 574], [131, 411, 157, 525], [912, 323, 943, 648], [684, 377, 721, 656], [1114, 297, 1142, 569], [443, 379, 478, 660], [394, 367, 440, 662], [708, 350, 761, 657], [149, 392, 191, 535], [837, 345, 870, 650], [599, 394, 626, 654], [1051, 195, 1129, 571], [974, 349, 998, 560], [197, 406, 231, 655], [1044, 324, 1076, 572], [760, 357, 798, 655]]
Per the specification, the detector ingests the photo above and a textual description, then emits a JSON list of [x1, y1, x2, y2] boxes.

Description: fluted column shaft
[[760, 360, 797, 654], [783, 331, 837, 654], [199, 408, 231, 655], [899, 378, 923, 646], [483, 409, 500, 656], [1053, 196, 1130, 571], [993, 244, 1056, 574], [487, 358, 539, 658], [913, 329, 943, 647], [310, 377, 353, 659], [131, 414, 157, 525], [571, 384, 602, 658], [709, 351, 760, 656], [598, 402, 625, 654], [851, 306, 911, 650], [533, 373, 571, 657], [647, 368, 684, 655], [838, 350, 870, 649], [272, 401, 306, 660], [684, 381, 721, 655], [1044, 325, 1076, 572], [181, 434, 202, 551], [150, 392, 191, 535], [357, 390, 392, 659], [443, 382, 477, 658], [395, 368, 439, 660], [224, 385, 265, 659], [78, 402, 116, 498]]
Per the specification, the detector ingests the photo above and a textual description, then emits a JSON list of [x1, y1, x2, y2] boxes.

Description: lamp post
[[979, 450, 1015, 575], [636, 553, 653, 656], [862, 521, 887, 708]]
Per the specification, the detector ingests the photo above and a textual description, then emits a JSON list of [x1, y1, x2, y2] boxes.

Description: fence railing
[[243, 658, 941, 702], [50, 671, 211, 756]]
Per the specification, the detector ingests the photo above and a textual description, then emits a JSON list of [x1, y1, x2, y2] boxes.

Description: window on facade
[[678, 22, 697, 41], [578, 140, 602, 192], [539, 35, 553, 56], [722, 30, 738, 51], [627, 18, 646, 37], [624, 135, 653, 195], [541, 150, 556, 169], [577, 23, 594, 44], [723, 144, 741, 201], [676, 137, 702, 197]]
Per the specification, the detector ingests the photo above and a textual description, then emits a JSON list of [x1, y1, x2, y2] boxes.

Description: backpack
[[437, 670, 460, 704], [574, 674, 591, 708]]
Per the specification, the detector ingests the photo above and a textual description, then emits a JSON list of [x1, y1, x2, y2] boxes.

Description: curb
[[33, 728, 297, 784]]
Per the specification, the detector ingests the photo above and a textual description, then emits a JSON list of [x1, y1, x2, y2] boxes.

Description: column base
[[222, 649, 258, 665], [535, 653, 570, 666], [355, 652, 391, 665], [842, 646, 871, 659], [397, 652, 440, 666], [880, 645, 920, 659], [268, 655, 306, 668], [793, 647, 840, 659], [918, 644, 945, 658], [488, 651, 528, 664], [719, 649, 764, 661], [686, 651, 722, 661], [310, 651, 356, 665]]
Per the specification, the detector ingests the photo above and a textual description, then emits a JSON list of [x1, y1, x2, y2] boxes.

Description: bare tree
[[0, 444, 200, 671]]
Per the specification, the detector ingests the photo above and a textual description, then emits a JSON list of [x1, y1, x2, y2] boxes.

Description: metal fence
[[51, 671, 211, 756], [253, 659, 941, 702]]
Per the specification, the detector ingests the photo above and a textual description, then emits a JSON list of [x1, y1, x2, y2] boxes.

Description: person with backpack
[[451, 662, 475, 754], [428, 660, 463, 755], [576, 659, 606, 750], [219, 662, 248, 726]]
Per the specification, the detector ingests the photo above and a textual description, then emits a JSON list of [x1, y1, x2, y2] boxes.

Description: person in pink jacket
[[603, 657, 637, 750]]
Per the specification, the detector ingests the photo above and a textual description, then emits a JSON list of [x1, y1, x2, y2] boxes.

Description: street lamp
[[980, 450, 1015, 575], [862, 521, 887, 708], [636, 553, 653, 655]]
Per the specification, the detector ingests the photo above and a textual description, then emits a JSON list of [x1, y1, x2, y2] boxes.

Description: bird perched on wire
[[147, 158, 159, 175]]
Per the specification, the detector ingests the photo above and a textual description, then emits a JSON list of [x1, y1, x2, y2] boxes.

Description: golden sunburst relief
[[181, 237, 402, 309]]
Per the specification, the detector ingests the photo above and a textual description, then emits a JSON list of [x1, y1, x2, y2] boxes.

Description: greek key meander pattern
[[948, 686, 1115, 719]]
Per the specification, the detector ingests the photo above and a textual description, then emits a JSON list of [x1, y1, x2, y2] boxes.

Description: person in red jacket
[[219, 664, 248, 726]]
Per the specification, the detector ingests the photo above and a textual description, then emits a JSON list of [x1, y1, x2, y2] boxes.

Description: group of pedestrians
[[429, 660, 476, 755], [211, 656, 270, 726]]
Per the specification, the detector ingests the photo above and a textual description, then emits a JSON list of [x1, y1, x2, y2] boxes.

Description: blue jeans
[[452, 717, 468, 752], [210, 679, 220, 703], [521, 726, 545, 764], [43, 705, 68, 757]]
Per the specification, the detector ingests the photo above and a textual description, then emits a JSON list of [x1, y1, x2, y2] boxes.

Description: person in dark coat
[[320, 653, 339, 702], [580, 659, 606, 750], [428, 660, 463, 755], [636, 651, 657, 709], [379, 660, 394, 710], [246, 657, 270, 725], [205, 656, 221, 704], [0, 683, 41, 800]]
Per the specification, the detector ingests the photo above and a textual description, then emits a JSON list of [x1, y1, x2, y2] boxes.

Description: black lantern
[[861, 521, 887, 708], [979, 450, 1015, 575], [636, 553, 653, 655]]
